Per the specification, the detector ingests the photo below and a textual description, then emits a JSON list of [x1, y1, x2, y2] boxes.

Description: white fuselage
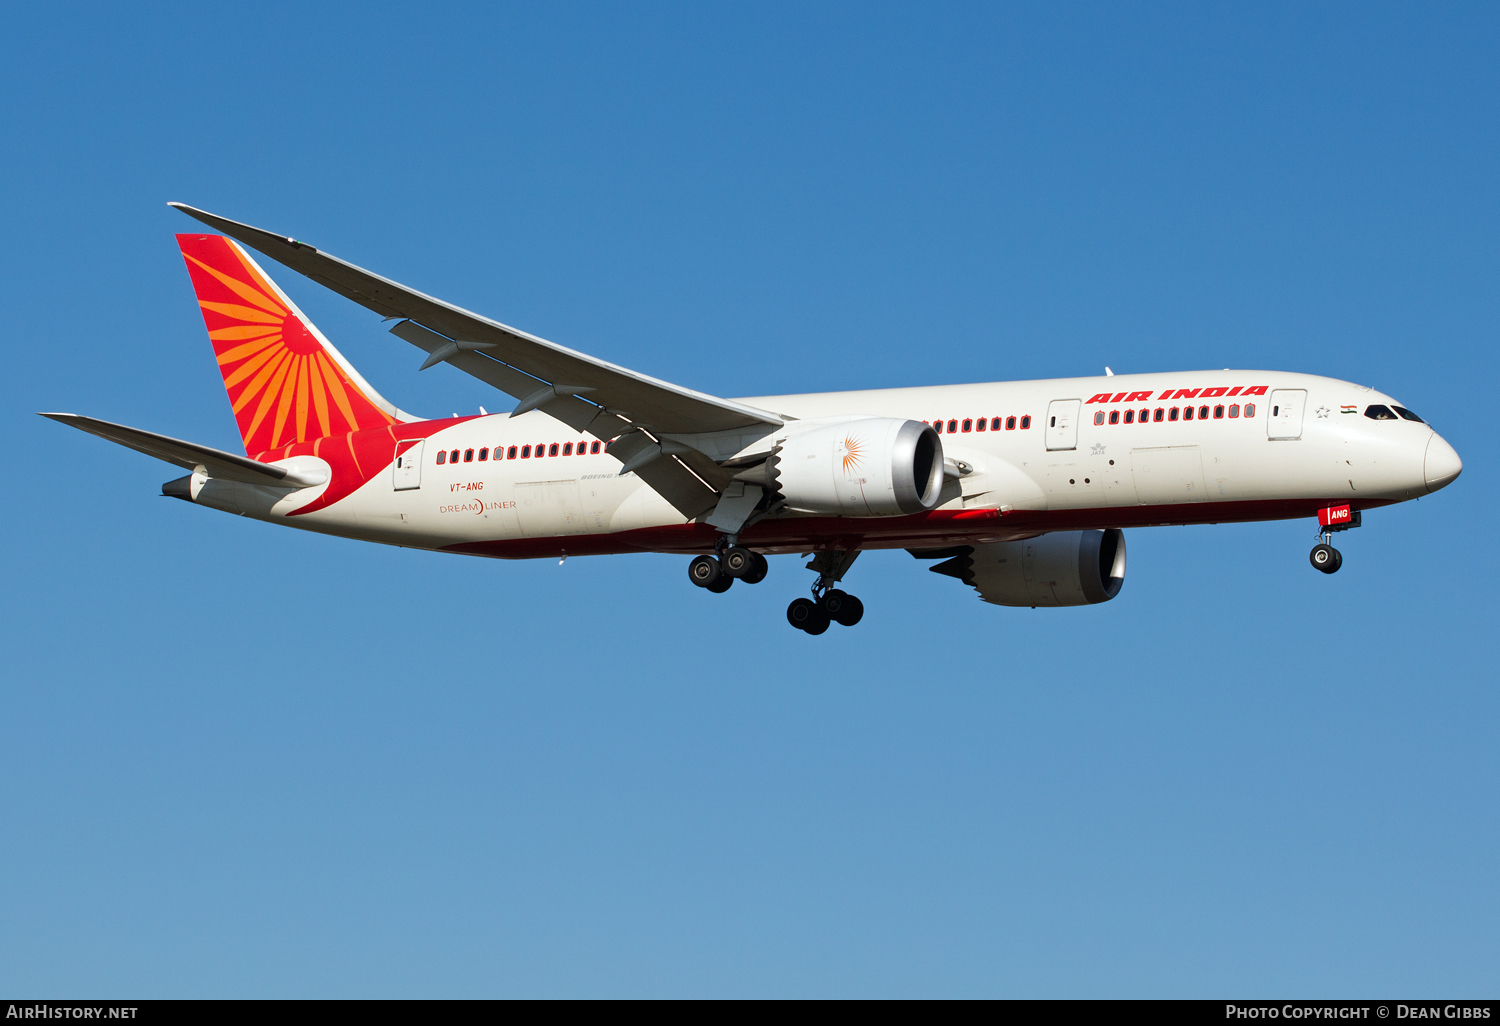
[[190, 370, 1459, 559]]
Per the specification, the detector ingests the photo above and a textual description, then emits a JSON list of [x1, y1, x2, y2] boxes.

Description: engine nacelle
[[933, 529, 1126, 607], [768, 417, 944, 517]]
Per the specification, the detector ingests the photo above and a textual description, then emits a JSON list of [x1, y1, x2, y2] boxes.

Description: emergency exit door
[[1046, 399, 1081, 451], [393, 439, 423, 490], [1267, 390, 1307, 440]]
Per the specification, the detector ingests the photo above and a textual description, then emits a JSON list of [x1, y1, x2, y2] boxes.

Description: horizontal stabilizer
[[40, 413, 325, 487]]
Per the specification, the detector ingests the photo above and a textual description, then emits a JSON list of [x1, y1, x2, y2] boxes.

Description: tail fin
[[176, 234, 404, 456]]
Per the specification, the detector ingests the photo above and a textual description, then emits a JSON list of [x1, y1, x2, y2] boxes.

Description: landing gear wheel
[[706, 574, 733, 593], [689, 554, 723, 588], [1310, 543, 1342, 574], [722, 546, 756, 578], [821, 589, 864, 627], [787, 597, 830, 634], [740, 552, 769, 585]]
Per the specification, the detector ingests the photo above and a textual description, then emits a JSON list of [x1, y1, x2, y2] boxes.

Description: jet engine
[[930, 529, 1126, 607], [755, 417, 944, 517]]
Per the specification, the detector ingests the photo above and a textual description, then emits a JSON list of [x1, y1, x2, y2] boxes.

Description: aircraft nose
[[1424, 433, 1462, 493]]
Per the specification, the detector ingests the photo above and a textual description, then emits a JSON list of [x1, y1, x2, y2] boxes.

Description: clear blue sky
[[2, 1, 1496, 997]]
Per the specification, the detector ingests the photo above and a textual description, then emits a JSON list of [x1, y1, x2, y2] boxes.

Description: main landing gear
[[786, 550, 864, 635], [687, 542, 769, 593]]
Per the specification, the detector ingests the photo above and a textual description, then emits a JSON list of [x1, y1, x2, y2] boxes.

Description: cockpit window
[[1393, 406, 1425, 423], [1364, 405, 1398, 421]]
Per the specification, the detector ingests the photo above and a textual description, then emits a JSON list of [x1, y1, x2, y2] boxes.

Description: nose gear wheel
[[1310, 542, 1342, 574]]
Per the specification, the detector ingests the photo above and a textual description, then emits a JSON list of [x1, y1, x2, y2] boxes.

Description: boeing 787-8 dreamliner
[[44, 204, 1463, 634]]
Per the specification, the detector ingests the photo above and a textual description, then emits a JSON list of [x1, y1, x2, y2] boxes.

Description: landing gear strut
[[787, 550, 864, 634]]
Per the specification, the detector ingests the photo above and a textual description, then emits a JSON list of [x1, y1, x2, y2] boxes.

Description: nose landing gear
[[1309, 506, 1361, 575], [787, 549, 865, 634]]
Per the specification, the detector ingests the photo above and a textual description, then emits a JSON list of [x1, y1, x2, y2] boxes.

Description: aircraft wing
[[41, 413, 325, 487], [167, 203, 785, 439]]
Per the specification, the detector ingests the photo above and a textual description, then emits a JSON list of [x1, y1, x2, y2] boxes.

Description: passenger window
[[549, 443, 559, 456], [1228, 405, 1239, 418], [591, 441, 601, 454], [508, 446, 518, 459], [436, 450, 446, 464], [1364, 405, 1398, 421], [992, 417, 1002, 430], [1213, 406, 1224, 419], [1169, 407, 1179, 421], [961, 419, 972, 432], [1198, 406, 1210, 420], [1153, 408, 1164, 422], [933, 421, 942, 434], [948, 419, 958, 433], [1183, 406, 1194, 420], [451, 450, 460, 463], [464, 449, 474, 462], [1393, 406, 1424, 423], [1139, 408, 1149, 423], [479, 448, 488, 460], [975, 418, 986, 432], [1109, 410, 1119, 425], [1244, 403, 1255, 418], [1094, 412, 1105, 425], [563, 442, 573, 455], [1006, 416, 1017, 430], [1021, 416, 1031, 429], [521, 445, 531, 458], [1124, 410, 1134, 424]]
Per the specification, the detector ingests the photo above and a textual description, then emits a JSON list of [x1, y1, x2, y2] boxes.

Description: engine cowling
[[932, 529, 1126, 607], [767, 417, 944, 517]]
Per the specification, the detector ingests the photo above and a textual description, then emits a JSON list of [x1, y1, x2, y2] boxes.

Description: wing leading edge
[[166, 203, 783, 438]]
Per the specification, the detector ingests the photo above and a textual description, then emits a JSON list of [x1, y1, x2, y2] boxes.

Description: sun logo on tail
[[178, 235, 395, 455], [841, 435, 864, 474]]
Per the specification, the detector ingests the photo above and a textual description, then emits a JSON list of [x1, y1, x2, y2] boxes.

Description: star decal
[[1315, 406, 1331, 419]]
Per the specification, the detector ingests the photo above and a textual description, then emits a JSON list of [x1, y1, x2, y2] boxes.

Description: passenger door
[[1045, 399, 1081, 451], [393, 439, 423, 490], [1267, 389, 1307, 440]]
